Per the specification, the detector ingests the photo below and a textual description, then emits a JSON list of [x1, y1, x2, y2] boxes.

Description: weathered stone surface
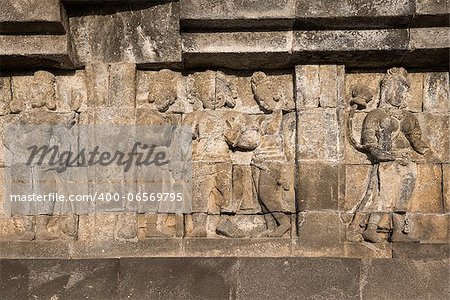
[[415, 113, 450, 163], [423, 72, 450, 113], [344, 242, 392, 259], [293, 29, 409, 68], [0, 0, 66, 34], [393, 243, 449, 259], [0, 35, 73, 70], [293, 212, 345, 257], [361, 258, 450, 300], [343, 164, 373, 212], [183, 238, 292, 257], [0, 259, 119, 299], [295, 65, 345, 108], [69, 2, 181, 67], [404, 27, 450, 68], [55, 70, 87, 112], [120, 258, 238, 299], [0, 241, 70, 259], [238, 257, 360, 299], [414, 0, 450, 27], [0, 76, 11, 116], [180, 0, 295, 29], [444, 164, 450, 213], [297, 108, 344, 160], [409, 214, 449, 243], [408, 164, 443, 213], [182, 31, 293, 69], [298, 162, 341, 210], [296, 0, 415, 29]]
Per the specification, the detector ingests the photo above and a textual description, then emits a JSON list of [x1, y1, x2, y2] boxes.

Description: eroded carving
[[347, 67, 430, 243]]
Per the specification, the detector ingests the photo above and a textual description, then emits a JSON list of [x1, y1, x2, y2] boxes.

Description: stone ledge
[[0, 35, 74, 70], [0, 0, 67, 34], [0, 257, 448, 299]]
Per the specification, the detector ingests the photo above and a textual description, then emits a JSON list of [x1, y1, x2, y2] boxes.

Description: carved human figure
[[5, 71, 78, 240], [183, 71, 241, 237], [347, 67, 429, 243], [251, 71, 292, 237]]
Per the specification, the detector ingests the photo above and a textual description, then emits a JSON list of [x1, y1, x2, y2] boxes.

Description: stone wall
[[0, 0, 449, 299]]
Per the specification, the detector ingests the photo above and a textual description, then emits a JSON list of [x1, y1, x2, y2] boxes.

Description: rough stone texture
[[408, 164, 443, 213], [297, 108, 344, 160], [361, 258, 450, 300], [404, 27, 450, 68], [182, 31, 293, 69], [0, 35, 73, 70], [297, 162, 342, 211], [444, 164, 450, 213], [296, 0, 415, 29], [180, 0, 296, 29], [68, 2, 182, 67], [393, 243, 449, 260], [414, 0, 450, 27], [293, 29, 409, 68], [0, 0, 66, 34], [408, 214, 449, 243], [0, 259, 119, 299]]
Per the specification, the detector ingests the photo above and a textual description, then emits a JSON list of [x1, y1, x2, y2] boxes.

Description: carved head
[[350, 85, 374, 110], [251, 71, 285, 113], [148, 69, 178, 112], [31, 71, 56, 110], [379, 67, 410, 108]]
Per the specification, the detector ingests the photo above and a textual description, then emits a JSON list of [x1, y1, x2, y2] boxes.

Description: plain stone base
[[0, 257, 448, 300]]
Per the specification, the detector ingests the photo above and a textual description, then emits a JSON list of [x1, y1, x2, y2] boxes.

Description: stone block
[[119, 258, 238, 299], [404, 27, 450, 68], [296, 0, 415, 29], [0, 35, 73, 70], [0, 259, 119, 299], [180, 0, 295, 29], [69, 2, 182, 67], [297, 108, 344, 160], [408, 164, 443, 213], [0, 76, 11, 116], [0, 241, 70, 259], [444, 164, 450, 213], [294, 212, 346, 257], [238, 257, 360, 299], [423, 72, 450, 113], [298, 162, 341, 211], [295, 65, 345, 108], [414, 0, 450, 27], [0, 0, 66, 34], [343, 164, 373, 212], [182, 31, 293, 69], [55, 70, 87, 113], [183, 238, 292, 257], [408, 214, 449, 243], [393, 243, 449, 260], [361, 258, 450, 300], [415, 113, 450, 163], [293, 29, 409, 68], [343, 242, 392, 259]]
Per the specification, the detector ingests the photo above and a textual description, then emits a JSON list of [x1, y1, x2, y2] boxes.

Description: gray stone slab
[[183, 238, 292, 257], [180, 0, 295, 29], [0, 35, 74, 70], [0, 0, 66, 34], [182, 31, 293, 69], [413, 0, 450, 27], [0, 241, 70, 259], [238, 257, 361, 299], [361, 258, 450, 300], [393, 243, 449, 260], [292, 29, 410, 68], [295, 0, 415, 29], [119, 257, 238, 299], [0, 259, 119, 299], [68, 1, 182, 67]]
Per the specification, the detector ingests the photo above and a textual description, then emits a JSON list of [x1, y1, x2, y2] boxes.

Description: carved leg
[[190, 213, 208, 237], [266, 213, 290, 237], [362, 213, 382, 243], [347, 213, 364, 242], [35, 215, 59, 240], [390, 213, 418, 243], [145, 213, 170, 238], [11, 216, 35, 241]]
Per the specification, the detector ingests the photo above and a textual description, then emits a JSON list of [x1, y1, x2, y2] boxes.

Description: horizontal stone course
[[0, 257, 448, 299]]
